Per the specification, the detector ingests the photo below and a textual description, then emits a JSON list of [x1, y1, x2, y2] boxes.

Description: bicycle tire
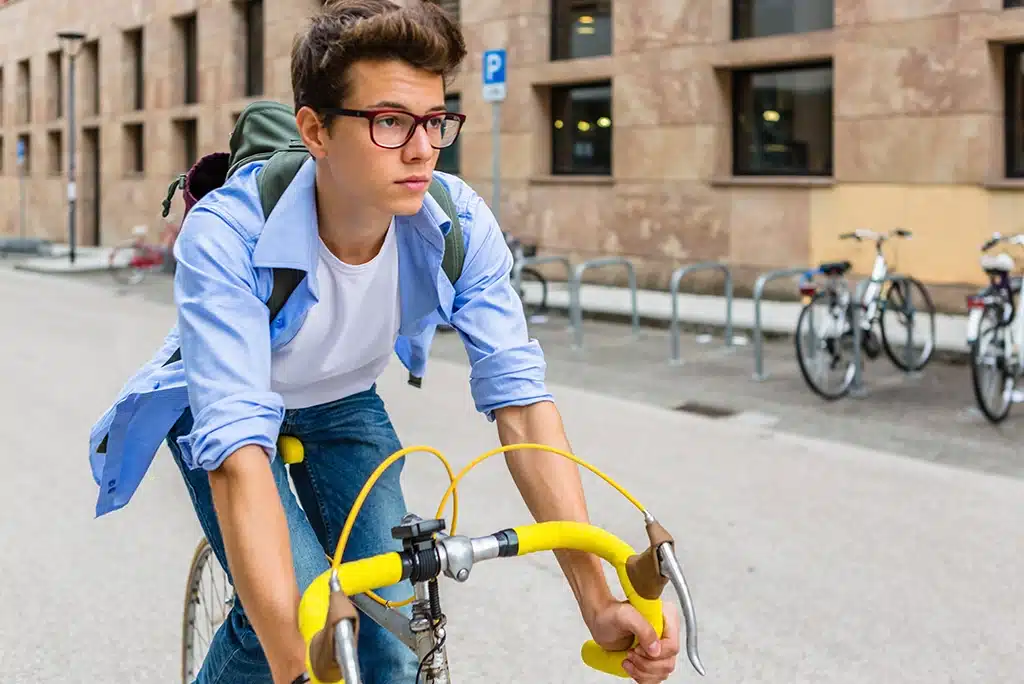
[[794, 290, 856, 400], [970, 313, 1015, 424], [109, 243, 148, 286], [518, 266, 548, 319], [879, 276, 936, 372], [181, 537, 234, 684]]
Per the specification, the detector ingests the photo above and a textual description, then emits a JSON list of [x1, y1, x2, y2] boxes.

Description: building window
[[732, 62, 833, 176], [124, 122, 144, 174], [17, 59, 31, 124], [174, 118, 198, 172], [0, 136, 5, 174], [82, 40, 100, 116], [1006, 46, 1024, 177], [243, 0, 264, 96], [551, 0, 612, 61], [124, 28, 144, 111], [175, 13, 198, 104], [438, 0, 459, 22], [1007, 0, 1024, 7], [732, 0, 833, 40], [47, 130, 62, 175], [48, 50, 63, 119], [17, 133, 31, 174], [436, 94, 461, 175], [551, 82, 612, 175], [0, 68, 5, 127]]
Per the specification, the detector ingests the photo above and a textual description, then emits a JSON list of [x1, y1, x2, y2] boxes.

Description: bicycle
[[793, 228, 936, 400], [505, 233, 549, 321], [108, 218, 180, 286], [182, 440, 706, 684], [966, 232, 1024, 423]]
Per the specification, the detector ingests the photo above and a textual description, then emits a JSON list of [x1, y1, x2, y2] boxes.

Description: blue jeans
[[168, 385, 419, 684]]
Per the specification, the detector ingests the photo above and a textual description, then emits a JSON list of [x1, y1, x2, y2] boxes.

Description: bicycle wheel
[[880, 276, 936, 372], [518, 266, 548, 320], [794, 290, 857, 400], [109, 242, 148, 286], [970, 313, 1016, 424], [181, 538, 235, 684]]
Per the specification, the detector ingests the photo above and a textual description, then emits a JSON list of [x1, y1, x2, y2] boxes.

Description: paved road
[[1, 264, 1022, 682]]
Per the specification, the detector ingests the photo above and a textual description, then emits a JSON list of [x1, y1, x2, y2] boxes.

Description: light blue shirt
[[88, 158, 552, 517]]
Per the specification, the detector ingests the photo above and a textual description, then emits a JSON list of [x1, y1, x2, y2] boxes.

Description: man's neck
[[314, 169, 393, 266]]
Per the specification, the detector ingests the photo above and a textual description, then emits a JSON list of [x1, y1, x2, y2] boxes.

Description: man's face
[[308, 59, 449, 217]]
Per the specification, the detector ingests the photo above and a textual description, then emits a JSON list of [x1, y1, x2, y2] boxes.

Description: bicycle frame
[[298, 515, 704, 684], [967, 234, 1024, 372]]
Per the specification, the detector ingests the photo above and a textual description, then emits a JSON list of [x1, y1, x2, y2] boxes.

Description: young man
[[89, 2, 681, 683]]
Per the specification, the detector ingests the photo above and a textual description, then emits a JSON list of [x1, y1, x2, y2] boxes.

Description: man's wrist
[[559, 548, 617, 625]]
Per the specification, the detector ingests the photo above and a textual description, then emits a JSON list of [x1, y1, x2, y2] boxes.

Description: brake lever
[[657, 541, 706, 676]]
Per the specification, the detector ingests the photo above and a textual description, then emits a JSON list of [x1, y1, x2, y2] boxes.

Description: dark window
[[125, 28, 144, 111], [124, 123, 144, 174], [732, 0, 833, 40], [1007, 0, 1024, 7], [1006, 46, 1024, 177], [551, 82, 612, 175], [245, 0, 264, 96], [18, 59, 31, 124], [49, 50, 63, 119], [17, 133, 31, 173], [436, 94, 461, 175], [175, 118, 198, 172], [552, 0, 612, 61], [84, 40, 100, 116], [177, 13, 198, 104], [439, 0, 459, 22], [732, 62, 833, 176], [47, 130, 62, 174]]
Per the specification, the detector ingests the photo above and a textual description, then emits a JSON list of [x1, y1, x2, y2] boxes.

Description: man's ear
[[296, 106, 328, 159]]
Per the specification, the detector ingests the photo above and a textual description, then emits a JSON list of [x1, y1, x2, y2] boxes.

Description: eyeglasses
[[321, 108, 467, 150]]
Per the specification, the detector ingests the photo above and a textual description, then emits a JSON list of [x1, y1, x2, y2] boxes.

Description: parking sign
[[482, 49, 507, 102], [16, 138, 25, 167]]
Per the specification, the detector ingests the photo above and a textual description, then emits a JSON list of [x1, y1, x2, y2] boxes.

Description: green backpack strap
[[428, 179, 464, 286]]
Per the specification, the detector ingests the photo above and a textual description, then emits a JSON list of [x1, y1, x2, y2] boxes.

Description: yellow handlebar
[[296, 521, 661, 682], [514, 522, 663, 676]]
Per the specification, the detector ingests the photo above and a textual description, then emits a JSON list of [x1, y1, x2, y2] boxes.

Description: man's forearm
[[495, 401, 615, 623], [208, 445, 306, 684]]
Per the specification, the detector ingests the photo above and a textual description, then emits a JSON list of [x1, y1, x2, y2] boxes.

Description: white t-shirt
[[270, 219, 401, 409]]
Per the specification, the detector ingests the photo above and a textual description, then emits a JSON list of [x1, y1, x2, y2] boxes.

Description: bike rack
[[668, 262, 734, 364], [511, 254, 572, 296], [752, 266, 810, 381], [568, 256, 639, 349]]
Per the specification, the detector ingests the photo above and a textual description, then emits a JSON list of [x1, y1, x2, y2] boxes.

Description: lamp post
[[57, 30, 85, 265]]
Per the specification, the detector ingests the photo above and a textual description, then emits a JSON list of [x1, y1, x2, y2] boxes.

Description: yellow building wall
[[808, 185, 1021, 288]]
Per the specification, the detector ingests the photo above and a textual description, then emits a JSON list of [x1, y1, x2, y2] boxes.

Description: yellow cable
[[330, 441, 648, 610], [435, 442, 648, 522], [331, 445, 458, 609]]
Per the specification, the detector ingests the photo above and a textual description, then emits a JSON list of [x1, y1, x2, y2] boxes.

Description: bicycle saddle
[[981, 253, 1015, 274], [818, 260, 851, 276]]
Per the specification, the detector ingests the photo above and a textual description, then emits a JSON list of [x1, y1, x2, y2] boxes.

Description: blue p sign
[[16, 139, 25, 166], [482, 49, 507, 102]]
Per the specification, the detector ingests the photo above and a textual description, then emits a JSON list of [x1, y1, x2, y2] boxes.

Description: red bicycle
[[108, 218, 180, 286]]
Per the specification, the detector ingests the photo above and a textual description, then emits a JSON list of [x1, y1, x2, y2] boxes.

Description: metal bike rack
[[668, 262, 734, 364], [752, 266, 810, 381], [568, 256, 639, 349], [511, 254, 572, 293]]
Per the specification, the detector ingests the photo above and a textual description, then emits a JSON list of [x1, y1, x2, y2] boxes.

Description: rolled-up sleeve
[[447, 188, 554, 419], [172, 207, 284, 470]]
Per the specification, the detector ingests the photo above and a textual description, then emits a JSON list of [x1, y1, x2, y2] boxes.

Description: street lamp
[[57, 30, 85, 265]]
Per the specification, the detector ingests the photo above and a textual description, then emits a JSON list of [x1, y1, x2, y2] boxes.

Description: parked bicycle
[[965, 232, 1024, 423], [108, 218, 180, 286], [794, 229, 936, 400], [505, 232, 549, 321]]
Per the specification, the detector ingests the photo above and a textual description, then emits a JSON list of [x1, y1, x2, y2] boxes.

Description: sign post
[[482, 49, 507, 223], [16, 138, 25, 240]]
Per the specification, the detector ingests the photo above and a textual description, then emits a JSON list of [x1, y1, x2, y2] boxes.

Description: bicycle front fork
[[410, 578, 451, 683]]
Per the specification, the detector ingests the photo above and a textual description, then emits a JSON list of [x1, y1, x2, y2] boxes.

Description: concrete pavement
[[0, 265, 1021, 682]]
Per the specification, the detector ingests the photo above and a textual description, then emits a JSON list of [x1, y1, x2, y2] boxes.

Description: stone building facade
[[2, 0, 1024, 303]]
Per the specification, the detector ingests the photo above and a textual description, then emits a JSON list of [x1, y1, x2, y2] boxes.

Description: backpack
[[157, 99, 465, 369]]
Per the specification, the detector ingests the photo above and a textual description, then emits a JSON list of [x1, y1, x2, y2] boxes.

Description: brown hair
[[290, 0, 466, 120]]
